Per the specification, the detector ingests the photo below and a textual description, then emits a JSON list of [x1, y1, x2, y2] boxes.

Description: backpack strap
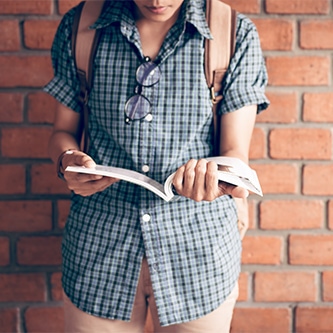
[[205, 0, 237, 155], [71, 0, 105, 152]]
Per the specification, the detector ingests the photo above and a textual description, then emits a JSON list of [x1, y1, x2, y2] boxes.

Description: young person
[[45, 0, 269, 332]]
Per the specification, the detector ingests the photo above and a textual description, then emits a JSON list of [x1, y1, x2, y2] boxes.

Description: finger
[[86, 177, 116, 192], [66, 172, 103, 183], [182, 159, 197, 194], [69, 176, 117, 195], [192, 159, 208, 201], [172, 165, 185, 192], [204, 161, 219, 201]]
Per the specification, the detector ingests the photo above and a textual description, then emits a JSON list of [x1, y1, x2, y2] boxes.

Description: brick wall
[[0, 0, 332, 332]]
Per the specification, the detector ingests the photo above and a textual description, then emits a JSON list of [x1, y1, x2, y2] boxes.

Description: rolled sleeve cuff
[[219, 87, 270, 115], [43, 76, 81, 113]]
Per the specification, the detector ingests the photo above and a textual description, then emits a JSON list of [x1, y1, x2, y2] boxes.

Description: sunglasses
[[124, 57, 161, 124]]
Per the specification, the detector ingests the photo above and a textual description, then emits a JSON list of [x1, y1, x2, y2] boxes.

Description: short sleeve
[[218, 14, 270, 115], [43, 8, 82, 113]]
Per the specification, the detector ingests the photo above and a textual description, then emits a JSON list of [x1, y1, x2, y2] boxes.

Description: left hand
[[62, 151, 118, 196], [172, 159, 249, 202]]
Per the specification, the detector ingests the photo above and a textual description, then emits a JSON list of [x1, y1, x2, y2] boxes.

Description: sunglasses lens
[[136, 62, 161, 87], [125, 94, 151, 122]]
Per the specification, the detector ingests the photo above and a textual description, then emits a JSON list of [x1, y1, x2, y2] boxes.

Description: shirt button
[[145, 114, 153, 122], [142, 214, 151, 222], [142, 165, 150, 173], [152, 263, 159, 271]]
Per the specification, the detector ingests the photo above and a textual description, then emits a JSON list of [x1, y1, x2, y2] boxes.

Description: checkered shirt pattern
[[44, 0, 269, 326]]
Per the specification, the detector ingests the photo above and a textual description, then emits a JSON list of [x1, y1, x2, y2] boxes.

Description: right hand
[[61, 151, 118, 196], [172, 159, 249, 202]]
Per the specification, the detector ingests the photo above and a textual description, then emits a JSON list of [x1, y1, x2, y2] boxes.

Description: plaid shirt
[[45, 0, 269, 326]]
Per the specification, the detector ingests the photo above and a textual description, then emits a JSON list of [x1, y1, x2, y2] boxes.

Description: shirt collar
[[90, 0, 212, 40], [91, 1, 135, 29], [184, 0, 212, 39]]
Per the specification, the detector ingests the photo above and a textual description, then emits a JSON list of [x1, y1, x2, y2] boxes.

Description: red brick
[[260, 200, 324, 230], [28, 92, 57, 124], [57, 200, 71, 229], [31, 164, 71, 195], [0, 20, 20, 51], [251, 163, 298, 194], [2, 127, 52, 158], [255, 271, 317, 302], [296, 307, 333, 332], [58, 0, 81, 14], [24, 20, 60, 50], [0, 201, 52, 232], [25, 307, 64, 333], [237, 272, 249, 302], [0, 237, 10, 266], [0, 308, 19, 333], [50, 272, 63, 301], [253, 19, 293, 51], [0, 273, 45, 302], [0, 56, 53, 88], [266, 0, 329, 14], [231, 308, 291, 333], [0, 0, 52, 14], [303, 92, 333, 122], [289, 235, 333, 265], [303, 164, 333, 196], [270, 128, 332, 160], [323, 271, 333, 302], [242, 236, 282, 265], [17, 236, 62, 266], [266, 56, 330, 86], [249, 127, 266, 159], [219, 0, 260, 13], [300, 20, 333, 49], [0, 165, 25, 195], [257, 92, 298, 123], [0, 93, 23, 123]]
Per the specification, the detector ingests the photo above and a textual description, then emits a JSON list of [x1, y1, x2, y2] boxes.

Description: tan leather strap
[[72, 0, 105, 152], [75, 0, 105, 87], [205, 0, 236, 101], [205, 0, 237, 155]]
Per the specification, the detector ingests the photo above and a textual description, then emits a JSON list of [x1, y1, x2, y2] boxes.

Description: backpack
[[71, 0, 248, 239]]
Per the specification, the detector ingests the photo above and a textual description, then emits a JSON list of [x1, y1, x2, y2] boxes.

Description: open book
[[65, 156, 262, 202]]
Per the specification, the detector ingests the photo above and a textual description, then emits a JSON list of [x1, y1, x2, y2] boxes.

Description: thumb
[[73, 152, 96, 168], [219, 181, 249, 199], [230, 186, 249, 199]]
